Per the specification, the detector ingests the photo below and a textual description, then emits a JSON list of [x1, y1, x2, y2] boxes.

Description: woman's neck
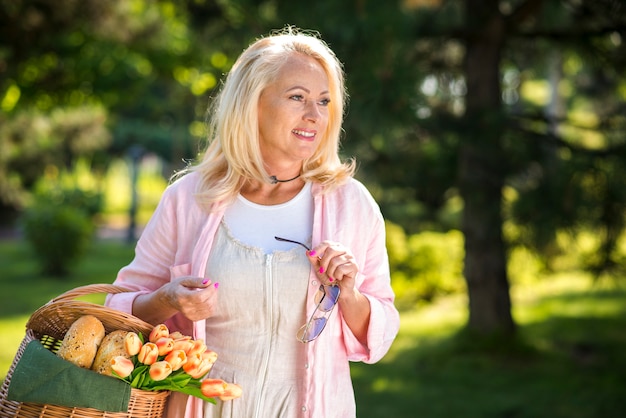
[[240, 178, 305, 205]]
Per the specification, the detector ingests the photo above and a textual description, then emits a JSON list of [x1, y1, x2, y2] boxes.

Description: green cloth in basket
[[7, 340, 131, 412]]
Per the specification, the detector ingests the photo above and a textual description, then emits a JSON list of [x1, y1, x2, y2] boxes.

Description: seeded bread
[[56, 315, 105, 368], [92, 330, 130, 375]]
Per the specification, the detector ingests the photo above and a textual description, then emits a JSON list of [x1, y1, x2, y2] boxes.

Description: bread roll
[[92, 330, 130, 375], [57, 315, 105, 369]]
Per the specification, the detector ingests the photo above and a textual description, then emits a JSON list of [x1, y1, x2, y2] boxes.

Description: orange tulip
[[149, 360, 173, 381], [186, 339, 207, 357], [182, 351, 212, 378], [138, 342, 159, 365], [182, 352, 201, 374], [164, 349, 187, 371], [201, 378, 227, 398], [203, 349, 218, 364], [155, 337, 175, 356], [172, 338, 194, 353], [124, 332, 143, 356], [220, 383, 243, 401], [149, 324, 169, 343], [169, 331, 190, 341], [189, 356, 213, 379], [110, 356, 134, 378]]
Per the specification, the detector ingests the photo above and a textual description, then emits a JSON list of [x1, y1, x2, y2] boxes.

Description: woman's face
[[257, 53, 330, 169]]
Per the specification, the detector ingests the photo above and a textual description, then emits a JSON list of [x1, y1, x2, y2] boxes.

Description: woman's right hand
[[162, 276, 219, 322], [133, 276, 219, 324]]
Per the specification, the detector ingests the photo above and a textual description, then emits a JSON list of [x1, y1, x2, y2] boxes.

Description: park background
[[1, 1, 626, 417]]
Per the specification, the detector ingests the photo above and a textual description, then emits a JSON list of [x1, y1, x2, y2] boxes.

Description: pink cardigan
[[106, 172, 400, 418]]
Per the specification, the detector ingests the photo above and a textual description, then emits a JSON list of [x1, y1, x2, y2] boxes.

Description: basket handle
[[49, 284, 135, 303]]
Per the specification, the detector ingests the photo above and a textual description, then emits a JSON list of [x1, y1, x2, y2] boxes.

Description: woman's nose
[[304, 101, 321, 122]]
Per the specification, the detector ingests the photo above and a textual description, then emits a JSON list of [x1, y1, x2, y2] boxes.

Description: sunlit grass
[[352, 273, 626, 418], [0, 239, 136, 378]]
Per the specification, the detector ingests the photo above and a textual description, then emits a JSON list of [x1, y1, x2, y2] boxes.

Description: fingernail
[[319, 266, 325, 274], [202, 279, 209, 285], [214, 282, 219, 289], [329, 277, 334, 282], [308, 250, 316, 257]]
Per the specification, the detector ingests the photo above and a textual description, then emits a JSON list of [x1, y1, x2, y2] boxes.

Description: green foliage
[[387, 221, 465, 310], [21, 187, 101, 277], [0, 106, 110, 209]]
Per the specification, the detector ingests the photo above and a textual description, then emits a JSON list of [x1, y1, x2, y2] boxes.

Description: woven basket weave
[[0, 284, 170, 418]]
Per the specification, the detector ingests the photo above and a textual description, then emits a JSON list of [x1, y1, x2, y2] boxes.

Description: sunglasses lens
[[318, 285, 340, 311], [297, 317, 327, 343], [297, 286, 340, 343]]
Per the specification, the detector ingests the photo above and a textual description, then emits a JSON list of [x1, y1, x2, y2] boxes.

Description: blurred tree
[[0, 0, 230, 215], [266, 0, 626, 335], [408, 0, 625, 334]]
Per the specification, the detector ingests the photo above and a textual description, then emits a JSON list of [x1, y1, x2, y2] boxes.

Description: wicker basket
[[0, 284, 170, 418]]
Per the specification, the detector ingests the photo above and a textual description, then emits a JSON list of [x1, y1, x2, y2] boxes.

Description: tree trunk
[[459, 0, 515, 335]]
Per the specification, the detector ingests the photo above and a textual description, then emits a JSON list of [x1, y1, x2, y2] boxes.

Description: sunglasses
[[275, 236, 341, 343]]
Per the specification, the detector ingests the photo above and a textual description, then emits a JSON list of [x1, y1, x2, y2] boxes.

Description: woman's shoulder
[[317, 177, 381, 213], [335, 177, 377, 202], [163, 171, 201, 196], [154, 172, 203, 212]]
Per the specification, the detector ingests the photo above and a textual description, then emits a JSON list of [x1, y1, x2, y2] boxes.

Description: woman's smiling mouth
[[292, 129, 316, 141]]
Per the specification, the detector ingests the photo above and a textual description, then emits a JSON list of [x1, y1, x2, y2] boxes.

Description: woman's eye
[[290, 94, 304, 101], [318, 98, 331, 106]]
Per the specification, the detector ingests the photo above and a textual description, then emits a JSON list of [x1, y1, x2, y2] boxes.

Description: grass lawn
[[2, 237, 626, 417], [0, 238, 136, 376]]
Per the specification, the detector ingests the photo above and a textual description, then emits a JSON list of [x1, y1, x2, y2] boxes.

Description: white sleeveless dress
[[202, 221, 311, 418]]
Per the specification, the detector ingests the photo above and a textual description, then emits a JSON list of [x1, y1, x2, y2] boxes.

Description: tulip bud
[[110, 356, 134, 378], [149, 360, 173, 381], [124, 332, 143, 356], [164, 349, 187, 371], [188, 356, 213, 379], [155, 337, 175, 356], [182, 352, 201, 375], [220, 383, 243, 401], [172, 338, 194, 353], [186, 339, 207, 357], [202, 350, 218, 365], [169, 331, 189, 341], [138, 342, 159, 365], [201, 378, 227, 398], [149, 324, 169, 343]]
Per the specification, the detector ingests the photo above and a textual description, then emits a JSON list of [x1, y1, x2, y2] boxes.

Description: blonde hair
[[182, 27, 355, 210]]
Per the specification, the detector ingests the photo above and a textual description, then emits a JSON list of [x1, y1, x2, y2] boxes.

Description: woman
[[106, 27, 400, 418]]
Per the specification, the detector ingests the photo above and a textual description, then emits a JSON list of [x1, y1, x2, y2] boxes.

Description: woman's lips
[[292, 129, 316, 142]]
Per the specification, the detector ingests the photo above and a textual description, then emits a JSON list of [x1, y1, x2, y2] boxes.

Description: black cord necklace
[[269, 174, 301, 184]]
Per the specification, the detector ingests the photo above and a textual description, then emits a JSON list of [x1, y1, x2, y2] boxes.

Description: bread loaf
[[92, 330, 130, 375], [56, 315, 105, 369]]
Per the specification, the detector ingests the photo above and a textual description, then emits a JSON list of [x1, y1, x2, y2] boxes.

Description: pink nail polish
[[201, 279, 209, 285], [214, 282, 219, 289], [329, 277, 334, 282], [319, 266, 324, 274], [308, 250, 316, 257]]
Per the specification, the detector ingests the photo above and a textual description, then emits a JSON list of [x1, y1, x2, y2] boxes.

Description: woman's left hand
[[306, 241, 359, 292], [306, 241, 370, 344]]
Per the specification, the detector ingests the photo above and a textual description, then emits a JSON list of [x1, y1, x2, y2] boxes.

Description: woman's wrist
[[133, 286, 177, 325]]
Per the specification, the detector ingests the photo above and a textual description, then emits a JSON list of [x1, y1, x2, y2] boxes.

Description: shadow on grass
[[351, 299, 626, 418]]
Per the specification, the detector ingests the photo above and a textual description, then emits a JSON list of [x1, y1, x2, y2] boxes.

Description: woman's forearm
[[338, 287, 371, 345]]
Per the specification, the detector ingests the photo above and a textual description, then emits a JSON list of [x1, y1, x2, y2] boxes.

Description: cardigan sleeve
[[342, 212, 400, 363], [324, 180, 400, 363]]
